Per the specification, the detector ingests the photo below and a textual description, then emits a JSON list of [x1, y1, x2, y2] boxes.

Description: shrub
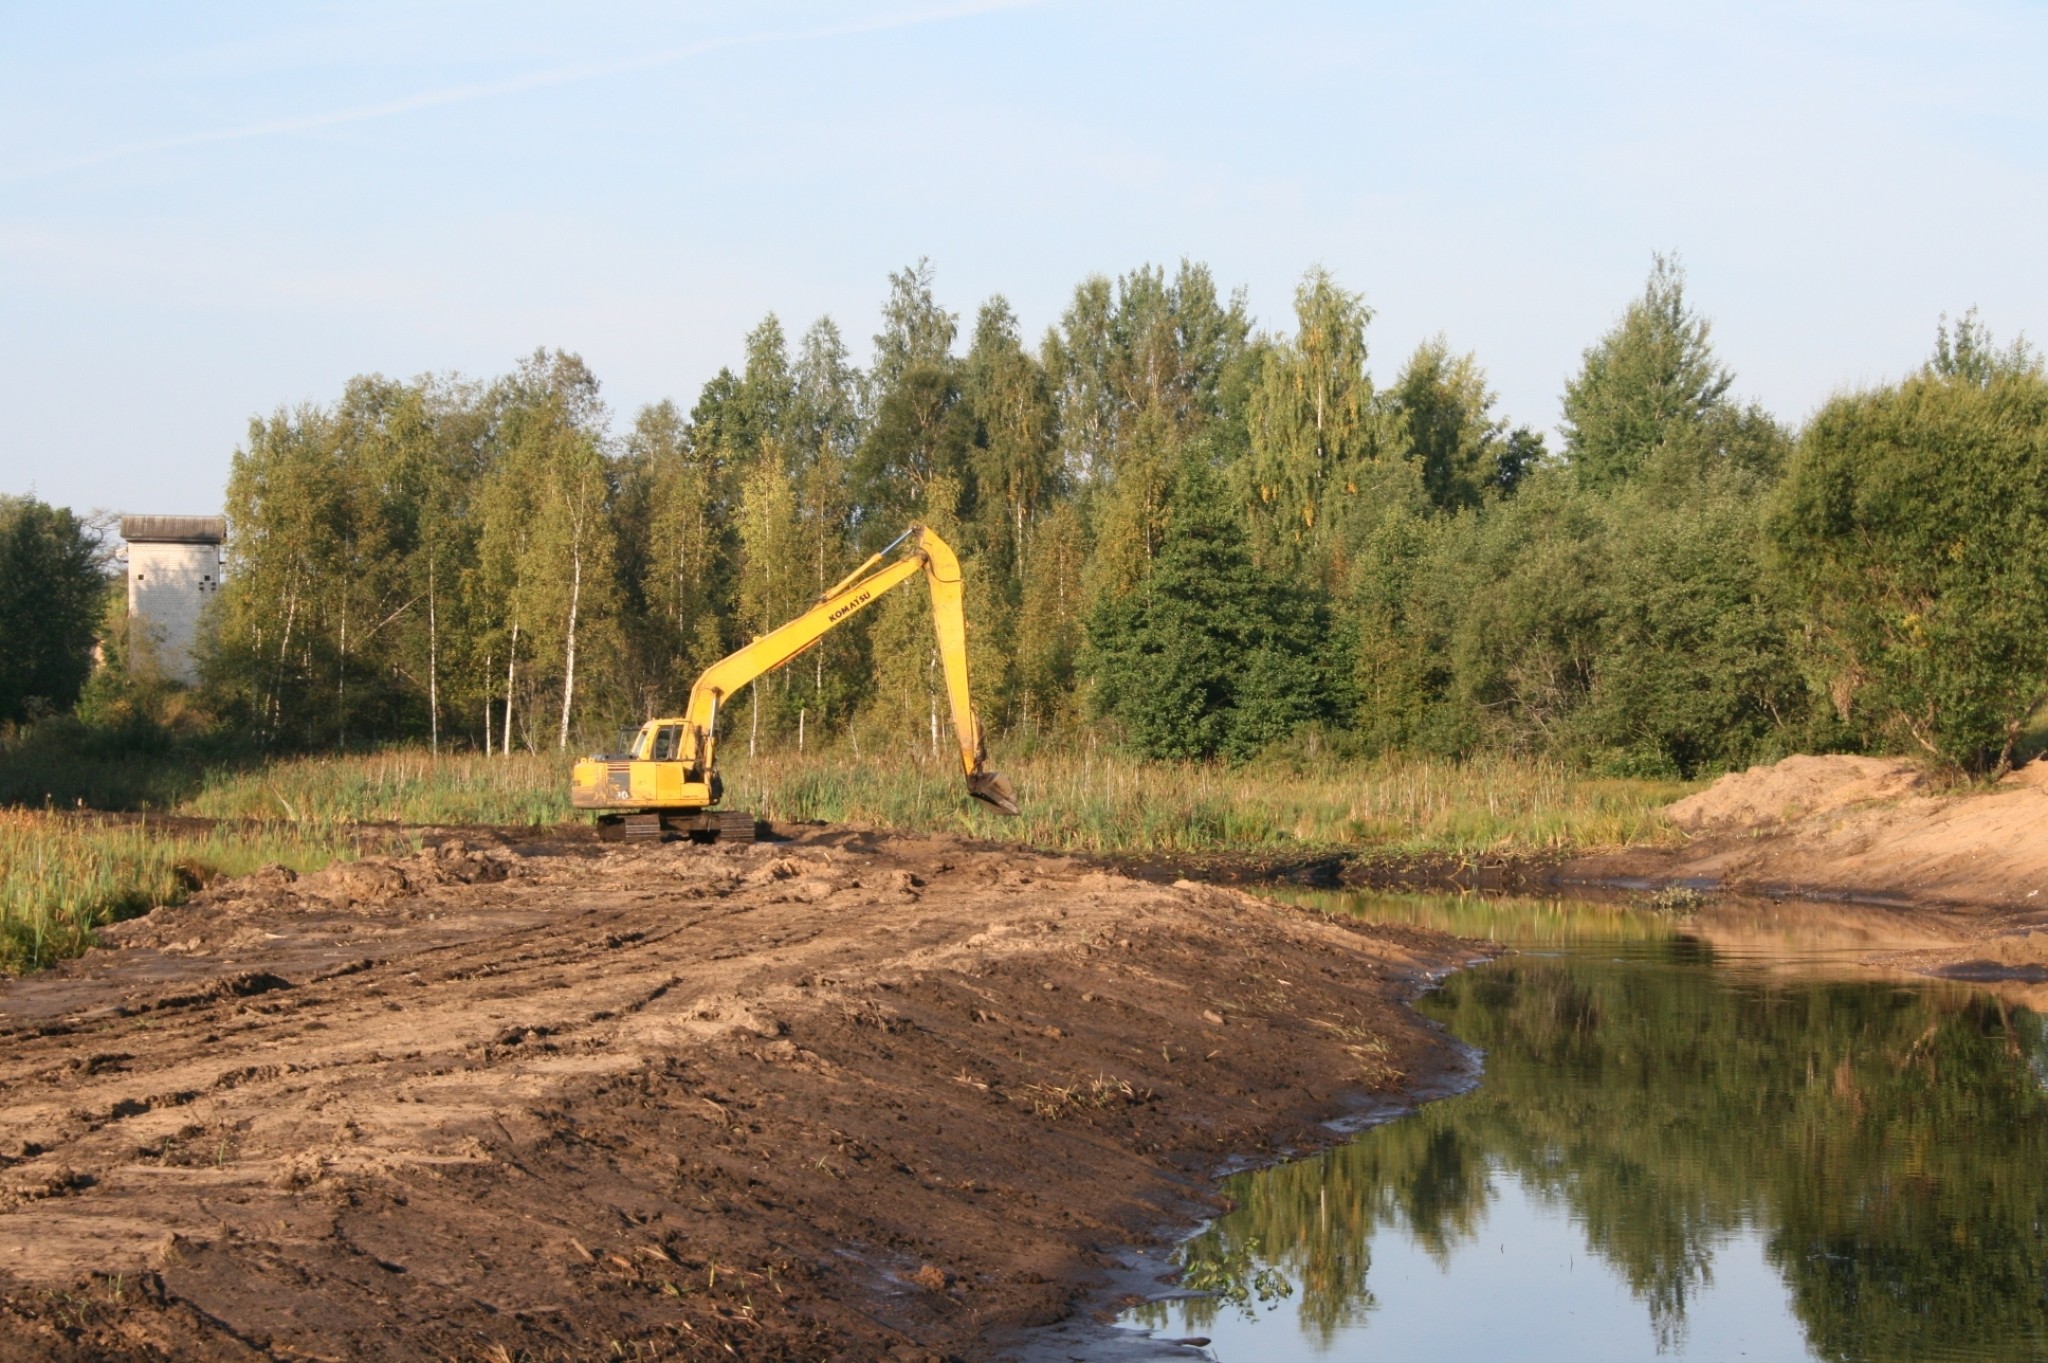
[[1772, 327, 2048, 772]]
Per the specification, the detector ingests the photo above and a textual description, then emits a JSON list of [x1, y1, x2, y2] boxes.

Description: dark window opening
[[652, 725, 682, 762]]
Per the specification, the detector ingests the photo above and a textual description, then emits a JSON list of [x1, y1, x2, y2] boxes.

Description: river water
[[1121, 891, 2048, 1362]]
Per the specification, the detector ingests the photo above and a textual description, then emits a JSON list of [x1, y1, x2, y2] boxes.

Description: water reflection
[[1131, 894, 2048, 1362]]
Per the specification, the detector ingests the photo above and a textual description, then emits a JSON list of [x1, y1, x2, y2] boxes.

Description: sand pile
[[1571, 753, 2048, 912], [1665, 754, 1929, 832]]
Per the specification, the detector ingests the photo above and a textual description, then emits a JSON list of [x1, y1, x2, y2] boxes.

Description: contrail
[[9, 0, 1044, 183]]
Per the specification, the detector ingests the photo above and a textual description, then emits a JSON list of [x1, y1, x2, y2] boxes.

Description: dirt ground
[[1570, 753, 2048, 994], [1571, 753, 2048, 910], [0, 828, 1470, 1363]]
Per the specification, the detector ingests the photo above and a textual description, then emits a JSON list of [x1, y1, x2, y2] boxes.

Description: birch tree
[[1239, 267, 1396, 576]]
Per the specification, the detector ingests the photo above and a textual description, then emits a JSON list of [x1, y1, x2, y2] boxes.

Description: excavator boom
[[571, 525, 1018, 839]]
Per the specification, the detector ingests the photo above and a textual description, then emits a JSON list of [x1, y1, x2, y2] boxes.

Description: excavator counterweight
[[571, 525, 1018, 839]]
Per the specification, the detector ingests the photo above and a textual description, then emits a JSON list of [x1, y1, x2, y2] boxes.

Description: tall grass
[[171, 744, 1686, 854], [6, 707, 1689, 853], [182, 751, 572, 826], [721, 746, 1688, 855], [0, 812, 377, 973], [0, 741, 1686, 973]]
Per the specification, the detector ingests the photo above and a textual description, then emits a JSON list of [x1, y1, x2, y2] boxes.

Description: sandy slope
[[1573, 754, 2048, 910], [1569, 754, 2048, 999]]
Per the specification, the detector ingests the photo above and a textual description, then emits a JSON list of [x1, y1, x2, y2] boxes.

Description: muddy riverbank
[[0, 829, 1473, 1362], [1562, 755, 2048, 994]]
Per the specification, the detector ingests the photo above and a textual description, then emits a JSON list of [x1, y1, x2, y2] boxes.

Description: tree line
[[15, 256, 2047, 776]]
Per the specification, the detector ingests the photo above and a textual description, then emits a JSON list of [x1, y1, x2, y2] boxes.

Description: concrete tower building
[[120, 515, 226, 685]]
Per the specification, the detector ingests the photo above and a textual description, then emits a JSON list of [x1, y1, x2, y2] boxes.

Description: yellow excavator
[[571, 525, 1020, 842]]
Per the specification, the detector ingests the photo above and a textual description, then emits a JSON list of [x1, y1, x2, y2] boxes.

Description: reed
[[169, 743, 1686, 854], [721, 745, 1688, 855], [1, 741, 1685, 973], [0, 812, 373, 973], [181, 751, 572, 826]]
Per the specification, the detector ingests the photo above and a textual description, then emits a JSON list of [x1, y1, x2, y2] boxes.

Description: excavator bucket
[[967, 769, 1021, 816]]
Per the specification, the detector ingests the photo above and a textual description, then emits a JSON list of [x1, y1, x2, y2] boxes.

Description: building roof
[[120, 515, 226, 544]]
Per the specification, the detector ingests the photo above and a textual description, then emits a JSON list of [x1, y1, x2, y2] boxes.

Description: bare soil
[[0, 828, 1469, 1362]]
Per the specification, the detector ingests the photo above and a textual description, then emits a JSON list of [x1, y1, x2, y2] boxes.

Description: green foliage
[[31, 253, 2021, 787], [1239, 268, 1390, 570], [213, 373, 484, 750], [1010, 500, 1088, 733], [616, 399, 726, 711], [1344, 469, 1811, 776], [1929, 306, 2038, 386], [0, 713, 209, 810], [1046, 260, 1253, 483], [1087, 462, 1339, 760], [1575, 477, 1815, 774], [0, 496, 107, 724], [1389, 336, 1545, 511], [1562, 254, 1741, 488], [1771, 324, 2048, 771]]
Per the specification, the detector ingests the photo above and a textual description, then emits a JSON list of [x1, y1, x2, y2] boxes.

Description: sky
[[3, 0, 2044, 518]]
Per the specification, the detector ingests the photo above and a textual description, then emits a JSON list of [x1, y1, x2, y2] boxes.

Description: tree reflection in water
[[1138, 937, 2048, 1361]]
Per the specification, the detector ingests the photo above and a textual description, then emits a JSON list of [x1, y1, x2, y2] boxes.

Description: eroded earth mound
[[0, 829, 1465, 1362], [1663, 754, 1929, 832], [1571, 753, 2048, 1001]]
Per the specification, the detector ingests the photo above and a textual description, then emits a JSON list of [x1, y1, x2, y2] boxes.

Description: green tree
[[1088, 460, 1336, 760], [1350, 467, 1807, 775], [787, 318, 866, 733], [475, 351, 620, 752], [856, 265, 969, 533], [1582, 477, 1811, 776], [1046, 260, 1253, 484], [869, 257, 957, 402], [0, 497, 105, 723], [734, 437, 808, 748], [1929, 307, 2035, 386], [734, 315, 797, 446], [1344, 498, 1450, 753], [1772, 320, 2048, 771], [1561, 255, 1736, 488], [1240, 267, 1394, 573], [616, 400, 711, 714], [1012, 499, 1088, 733], [216, 378, 434, 749], [1389, 337, 1545, 511], [964, 296, 1060, 576]]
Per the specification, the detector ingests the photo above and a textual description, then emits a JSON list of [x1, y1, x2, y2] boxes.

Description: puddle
[[1119, 892, 2048, 1361]]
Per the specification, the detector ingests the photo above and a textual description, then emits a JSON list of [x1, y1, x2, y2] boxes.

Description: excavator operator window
[[651, 724, 682, 762]]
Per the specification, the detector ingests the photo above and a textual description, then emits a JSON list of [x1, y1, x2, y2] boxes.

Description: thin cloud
[[9, 0, 1044, 184]]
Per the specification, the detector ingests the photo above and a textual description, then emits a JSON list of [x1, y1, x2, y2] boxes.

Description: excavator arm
[[684, 524, 1018, 814], [572, 525, 1018, 827]]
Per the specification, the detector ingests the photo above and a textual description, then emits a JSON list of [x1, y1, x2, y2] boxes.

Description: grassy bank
[[97, 744, 1692, 853], [0, 737, 1689, 973], [182, 750, 569, 826], [157, 744, 1688, 854], [0, 812, 378, 973], [725, 747, 1689, 854]]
